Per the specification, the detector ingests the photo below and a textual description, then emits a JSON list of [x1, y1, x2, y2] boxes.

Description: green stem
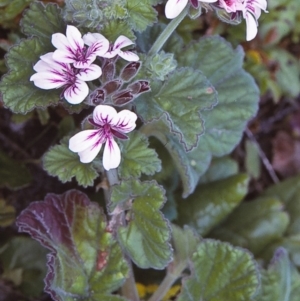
[[147, 271, 178, 301], [148, 5, 189, 57]]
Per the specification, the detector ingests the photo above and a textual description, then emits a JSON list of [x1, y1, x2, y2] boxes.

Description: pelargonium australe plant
[[4, 1, 296, 301]]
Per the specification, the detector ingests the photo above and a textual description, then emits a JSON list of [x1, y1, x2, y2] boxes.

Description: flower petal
[[51, 33, 72, 52], [83, 32, 106, 46], [93, 105, 117, 126], [30, 72, 66, 89], [69, 129, 100, 152], [52, 49, 77, 64], [165, 0, 189, 19], [101, 49, 119, 59], [113, 35, 134, 50], [102, 138, 121, 170], [245, 12, 258, 41], [38, 52, 68, 72], [63, 79, 89, 104], [118, 51, 139, 62], [83, 33, 110, 56], [78, 142, 103, 163], [76, 64, 102, 81], [111, 109, 137, 133], [66, 25, 84, 51]]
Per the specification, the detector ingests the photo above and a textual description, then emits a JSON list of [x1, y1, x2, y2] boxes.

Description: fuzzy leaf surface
[[43, 138, 98, 188], [178, 174, 249, 236], [0, 37, 61, 113], [126, 0, 157, 32], [166, 36, 259, 196], [263, 175, 300, 235], [136, 68, 217, 151], [16, 190, 129, 301], [177, 240, 260, 301], [111, 180, 172, 269], [118, 132, 161, 179], [21, 2, 65, 47], [210, 197, 290, 255], [255, 248, 292, 301]]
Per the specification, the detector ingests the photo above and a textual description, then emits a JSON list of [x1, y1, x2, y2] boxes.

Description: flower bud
[[128, 80, 150, 95], [89, 89, 106, 105], [120, 62, 141, 81], [102, 79, 122, 95], [102, 60, 116, 82], [112, 90, 134, 106]]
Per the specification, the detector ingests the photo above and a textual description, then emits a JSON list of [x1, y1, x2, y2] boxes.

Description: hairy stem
[[148, 271, 178, 301], [148, 5, 189, 57]]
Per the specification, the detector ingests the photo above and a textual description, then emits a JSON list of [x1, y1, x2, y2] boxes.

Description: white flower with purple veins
[[218, 0, 267, 40], [30, 52, 102, 104], [101, 35, 139, 62], [69, 105, 137, 170], [52, 25, 109, 68], [165, 0, 218, 19]]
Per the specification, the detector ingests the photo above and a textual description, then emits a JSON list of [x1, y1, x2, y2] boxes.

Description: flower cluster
[[165, 0, 268, 41], [30, 25, 139, 104], [69, 105, 137, 170]]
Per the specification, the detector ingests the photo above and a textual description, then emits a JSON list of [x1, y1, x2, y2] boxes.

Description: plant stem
[[105, 168, 140, 301], [148, 271, 178, 301], [148, 5, 189, 57]]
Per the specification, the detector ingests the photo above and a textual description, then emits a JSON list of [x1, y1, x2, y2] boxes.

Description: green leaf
[[118, 132, 161, 179], [260, 235, 300, 268], [0, 37, 61, 113], [263, 175, 300, 236], [269, 49, 300, 98], [141, 118, 211, 198], [43, 138, 98, 188], [136, 67, 217, 151], [111, 180, 172, 269], [178, 174, 249, 236], [0, 236, 48, 297], [21, 2, 65, 47], [198, 156, 238, 184], [126, 0, 157, 32], [255, 248, 292, 301], [0, 150, 32, 189], [16, 190, 129, 300], [245, 139, 261, 179], [0, 0, 33, 22], [177, 240, 260, 301], [210, 197, 290, 255], [167, 36, 259, 196], [102, 20, 135, 42], [171, 224, 200, 273]]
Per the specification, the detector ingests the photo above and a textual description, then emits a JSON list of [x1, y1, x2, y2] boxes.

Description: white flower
[[217, 0, 267, 41], [52, 25, 109, 68], [69, 105, 137, 170], [101, 35, 139, 62], [30, 52, 102, 104], [242, 0, 268, 41], [165, 0, 218, 19]]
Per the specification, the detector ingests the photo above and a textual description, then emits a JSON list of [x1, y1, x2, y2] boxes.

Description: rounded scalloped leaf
[[0, 37, 61, 114], [118, 132, 161, 179], [43, 138, 98, 188], [177, 240, 260, 301], [136, 67, 217, 151], [16, 190, 129, 300], [111, 180, 172, 269]]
